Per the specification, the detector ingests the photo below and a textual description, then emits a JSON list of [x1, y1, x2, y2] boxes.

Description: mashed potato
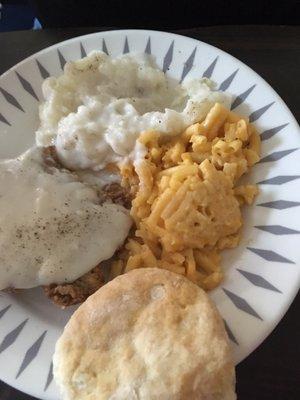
[[36, 52, 229, 170], [33, 51, 259, 293]]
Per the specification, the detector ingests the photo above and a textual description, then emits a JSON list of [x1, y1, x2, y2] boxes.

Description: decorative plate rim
[[0, 29, 299, 400]]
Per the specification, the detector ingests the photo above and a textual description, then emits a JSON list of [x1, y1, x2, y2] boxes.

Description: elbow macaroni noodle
[[112, 103, 260, 290]]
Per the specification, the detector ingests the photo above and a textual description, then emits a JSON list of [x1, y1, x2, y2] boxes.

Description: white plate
[[0, 29, 299, 400]]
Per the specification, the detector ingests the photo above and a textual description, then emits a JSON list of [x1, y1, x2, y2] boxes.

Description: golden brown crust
[[42, 146, 64, 169], [40, 147, 131, 307], [44, 265, 104, 308], [3, 287, 22, 294], [0, 147, 130, 306], [43, 182, 131, 308], [53, 268, 236, 400], [101, 182, 132, 209], [42, 146, 132, 209]]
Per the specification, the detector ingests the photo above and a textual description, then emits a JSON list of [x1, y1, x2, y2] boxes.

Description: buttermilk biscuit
[[53, 268, 236, 400]]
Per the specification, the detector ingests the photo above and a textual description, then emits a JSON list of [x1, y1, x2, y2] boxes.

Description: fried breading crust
[[28, 147, 131, 308], [44, 181, 131, 307], [44, 265, 104, 308], [101, 182, 132, 209]]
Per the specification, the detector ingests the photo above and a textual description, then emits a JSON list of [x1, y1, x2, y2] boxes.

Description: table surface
[[0, 25, 299, 400]]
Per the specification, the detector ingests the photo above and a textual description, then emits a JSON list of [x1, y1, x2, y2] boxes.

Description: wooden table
[[0, 26, 299, 400]]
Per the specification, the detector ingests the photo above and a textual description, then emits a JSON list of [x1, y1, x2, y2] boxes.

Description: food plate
[[0, 29, 299, 400]]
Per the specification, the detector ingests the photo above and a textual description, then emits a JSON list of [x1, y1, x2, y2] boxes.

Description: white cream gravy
[[0, 147, 131, 289], [36, 52, 229, 170]]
